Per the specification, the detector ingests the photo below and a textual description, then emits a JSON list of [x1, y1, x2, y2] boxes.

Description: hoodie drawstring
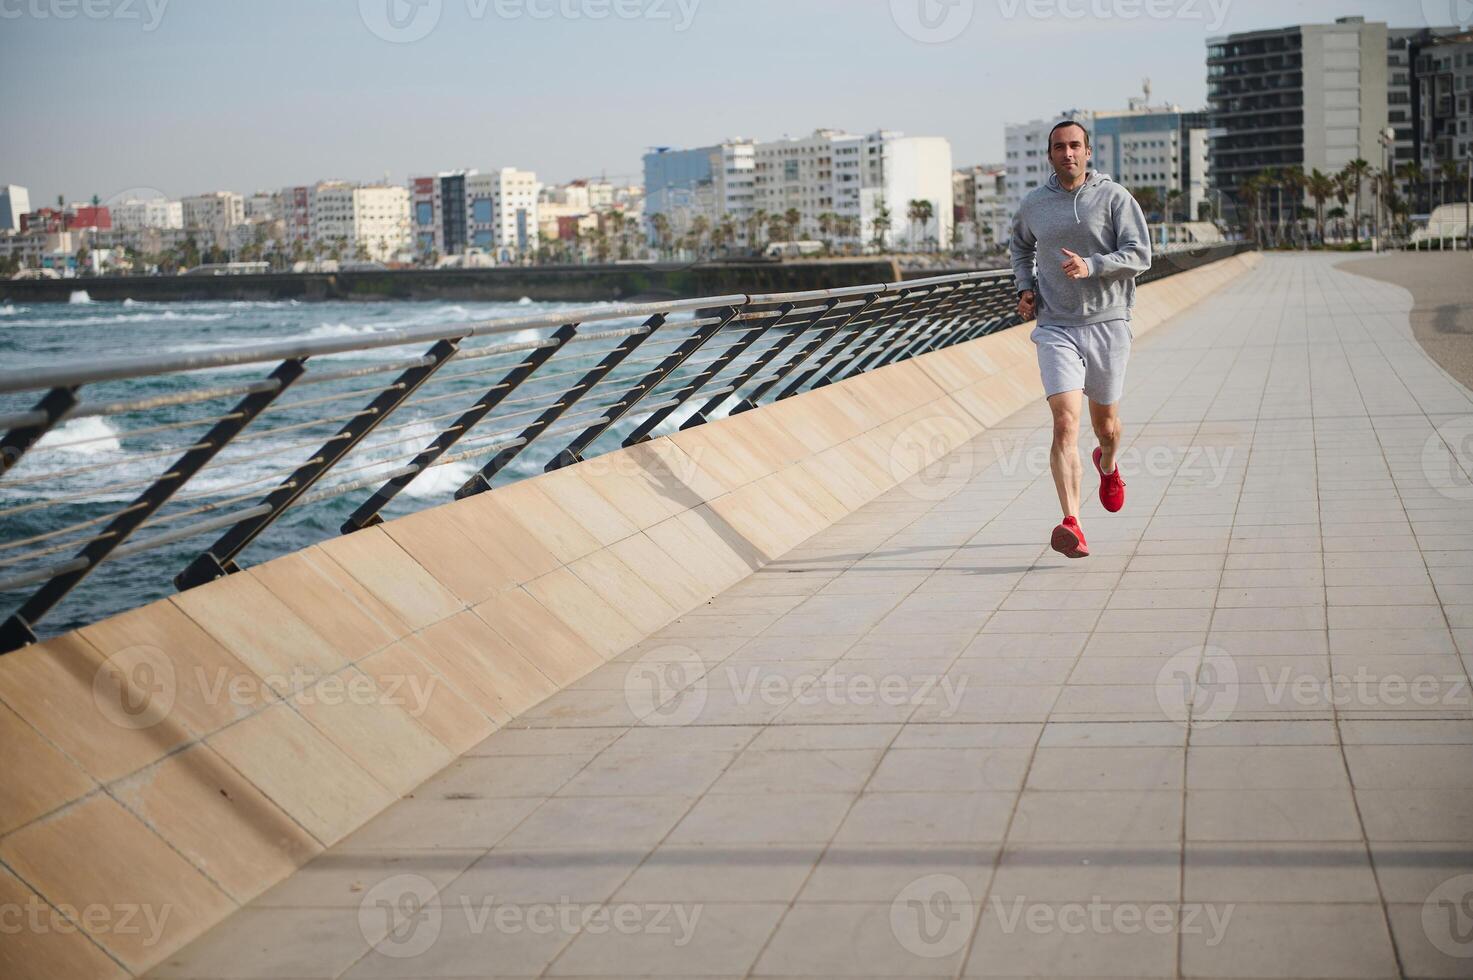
[[1073, 186, 1081, 224]]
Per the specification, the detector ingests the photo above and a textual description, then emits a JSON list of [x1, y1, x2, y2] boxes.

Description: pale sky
[[0, 0, 1460, 207]]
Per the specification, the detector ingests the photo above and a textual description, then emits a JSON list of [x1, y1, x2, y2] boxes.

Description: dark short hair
[[1048, 120, 1091, 149]]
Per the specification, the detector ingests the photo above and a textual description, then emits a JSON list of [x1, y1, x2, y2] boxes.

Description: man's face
[[1049, 124, 1091, 182]]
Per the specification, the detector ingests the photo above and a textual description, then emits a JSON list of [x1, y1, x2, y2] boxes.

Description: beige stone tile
[[0, 864, 127, 980], [171, 571, 346, 697], [291, 664, 454, 797], [377, 502, 526, 604], [415, 610, 559, 719], [1009, 790, 1182, 843], [152, 906, 381, 979], [0, 699, 94, 836], [1179, 902, 1397, 979], [78, 598, 273, 741], [613, 842, 823, 903], [534, 466, 641, 546], [0, 793, 234, 973], [317, 525, 462, 630], [246, 545, 409, 662], [522, 565, 644, 659], [0, 631, 186, 784], [607, 532, 712, 613], [110, 741, 320, 903], [357, 638, 497, 755], [487, 477, 604, 564], [472, 586, 606, 687], [207, 701, 393, 846], [565, 547, 681, 635]]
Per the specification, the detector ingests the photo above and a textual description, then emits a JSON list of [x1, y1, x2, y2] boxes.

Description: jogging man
[[1009, 118, 1151, 558]]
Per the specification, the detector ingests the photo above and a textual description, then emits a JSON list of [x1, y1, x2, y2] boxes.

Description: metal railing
[[0, 242, 1252, 649]]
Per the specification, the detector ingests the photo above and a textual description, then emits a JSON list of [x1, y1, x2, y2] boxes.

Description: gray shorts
[[1031, 319, 1133, 404]]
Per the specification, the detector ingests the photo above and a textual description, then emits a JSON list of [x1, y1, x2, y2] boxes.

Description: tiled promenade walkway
[[154, 254, 1473, 979]]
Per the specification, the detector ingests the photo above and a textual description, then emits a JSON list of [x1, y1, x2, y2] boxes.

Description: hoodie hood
[[1046, 170, 1114, 224]]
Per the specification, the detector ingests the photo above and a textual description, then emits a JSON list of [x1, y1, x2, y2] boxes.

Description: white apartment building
[[642, 140, 757, 245], [466, 168, 539, 256], [1003, 110, 1095, 231], [307, 182, 411, 262], [954, 165, 1008, 250], [245, 192, 280, 221], [181, 191, 245, 247], [0, 185, 30, 231], [111, 198, 184, 231], [751, 129, 953, 250]]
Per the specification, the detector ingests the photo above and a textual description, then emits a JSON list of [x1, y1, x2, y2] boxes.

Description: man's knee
[[1093, 415, 1121, 445], [1052, 411, 1080, 446]]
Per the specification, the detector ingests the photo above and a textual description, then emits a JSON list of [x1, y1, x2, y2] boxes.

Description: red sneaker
[[1093, 447, 1126, 513], [1051, 516, 1090, 559]]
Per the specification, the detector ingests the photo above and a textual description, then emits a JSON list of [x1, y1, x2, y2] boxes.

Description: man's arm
[[1008, 204, 1037, 294], [1086, 189, 1152, 279]]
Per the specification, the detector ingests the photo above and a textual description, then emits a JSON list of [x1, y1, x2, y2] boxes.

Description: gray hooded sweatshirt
[[1009, 171, 1151, 327]]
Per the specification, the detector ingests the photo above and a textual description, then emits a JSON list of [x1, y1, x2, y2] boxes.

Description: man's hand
[[1061, 248, 1090, 280], [1017, 289, 1036, 319]]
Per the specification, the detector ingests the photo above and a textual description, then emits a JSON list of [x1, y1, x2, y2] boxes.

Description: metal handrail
[[0, 243, 1255, 648]]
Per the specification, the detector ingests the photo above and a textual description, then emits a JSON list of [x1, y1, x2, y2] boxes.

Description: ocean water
[[0, 295, 738, 639]]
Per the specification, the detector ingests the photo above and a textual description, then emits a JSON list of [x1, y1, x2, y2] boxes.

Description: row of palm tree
[[1234, 156, 1470, 248]]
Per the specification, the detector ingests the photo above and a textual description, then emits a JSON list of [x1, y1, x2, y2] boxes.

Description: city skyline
[[1, 0, 1457, 207]]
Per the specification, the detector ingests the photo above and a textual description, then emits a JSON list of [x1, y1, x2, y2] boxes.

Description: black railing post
[[1, 359, 308, 652], [736, 293, 881, 412], [175, 341, 461, 592], [0, 387, 79, 478]]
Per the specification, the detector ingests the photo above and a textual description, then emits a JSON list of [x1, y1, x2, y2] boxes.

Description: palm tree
[[649, 213, 673, 258], [746, 209, 768, 253], [1396, 161, 1424, 214], [1131, 186, 1162, 221], [1439, 159, 1461, 209], [782, 208, 801, 242], [871, 203, 892, 251], [1279, 166, 1306, 245], [1340, 159, 1371, 244], [1306, 169, 1335, 245], [906, 199, 934, 252], [688, 215, 710, 259]]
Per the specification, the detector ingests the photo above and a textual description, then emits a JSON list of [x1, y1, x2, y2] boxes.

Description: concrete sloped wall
[[0, 252, 1259, 979]]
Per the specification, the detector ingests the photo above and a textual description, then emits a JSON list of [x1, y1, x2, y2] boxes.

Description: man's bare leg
[[1089, 399, 1122, 473], [1047, 389, 1083, 518]]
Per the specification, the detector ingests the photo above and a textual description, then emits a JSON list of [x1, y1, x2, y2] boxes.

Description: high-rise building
[[111, 198, 183, 231], [410, 168, 539, 261], [1206, 17, 1391, 222], [1004, 110, 1095, 228], [0, 185, 30, 231], [304, 182, 411, 262], [1093, 91, 1211, 221], [181, 191, 245, 247], [643, 141, 757, 244], [1409, 31, 1473, 209]]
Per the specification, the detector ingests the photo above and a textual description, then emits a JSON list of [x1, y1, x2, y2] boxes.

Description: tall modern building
[[1003, 110, 1094, 228], [1410, 31, 1473, 207], [645, 130, 952, 251], [1094, 100, 1211, 221], [0, 185, 31, 231], [1206, 17, 1390, 221], [306, 182, 411, 262], [410, 168, 539, 261]]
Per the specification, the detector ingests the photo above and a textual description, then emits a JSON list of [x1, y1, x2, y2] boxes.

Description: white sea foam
[[68, 290, 92, 304], [35, 417, 123, 455]]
